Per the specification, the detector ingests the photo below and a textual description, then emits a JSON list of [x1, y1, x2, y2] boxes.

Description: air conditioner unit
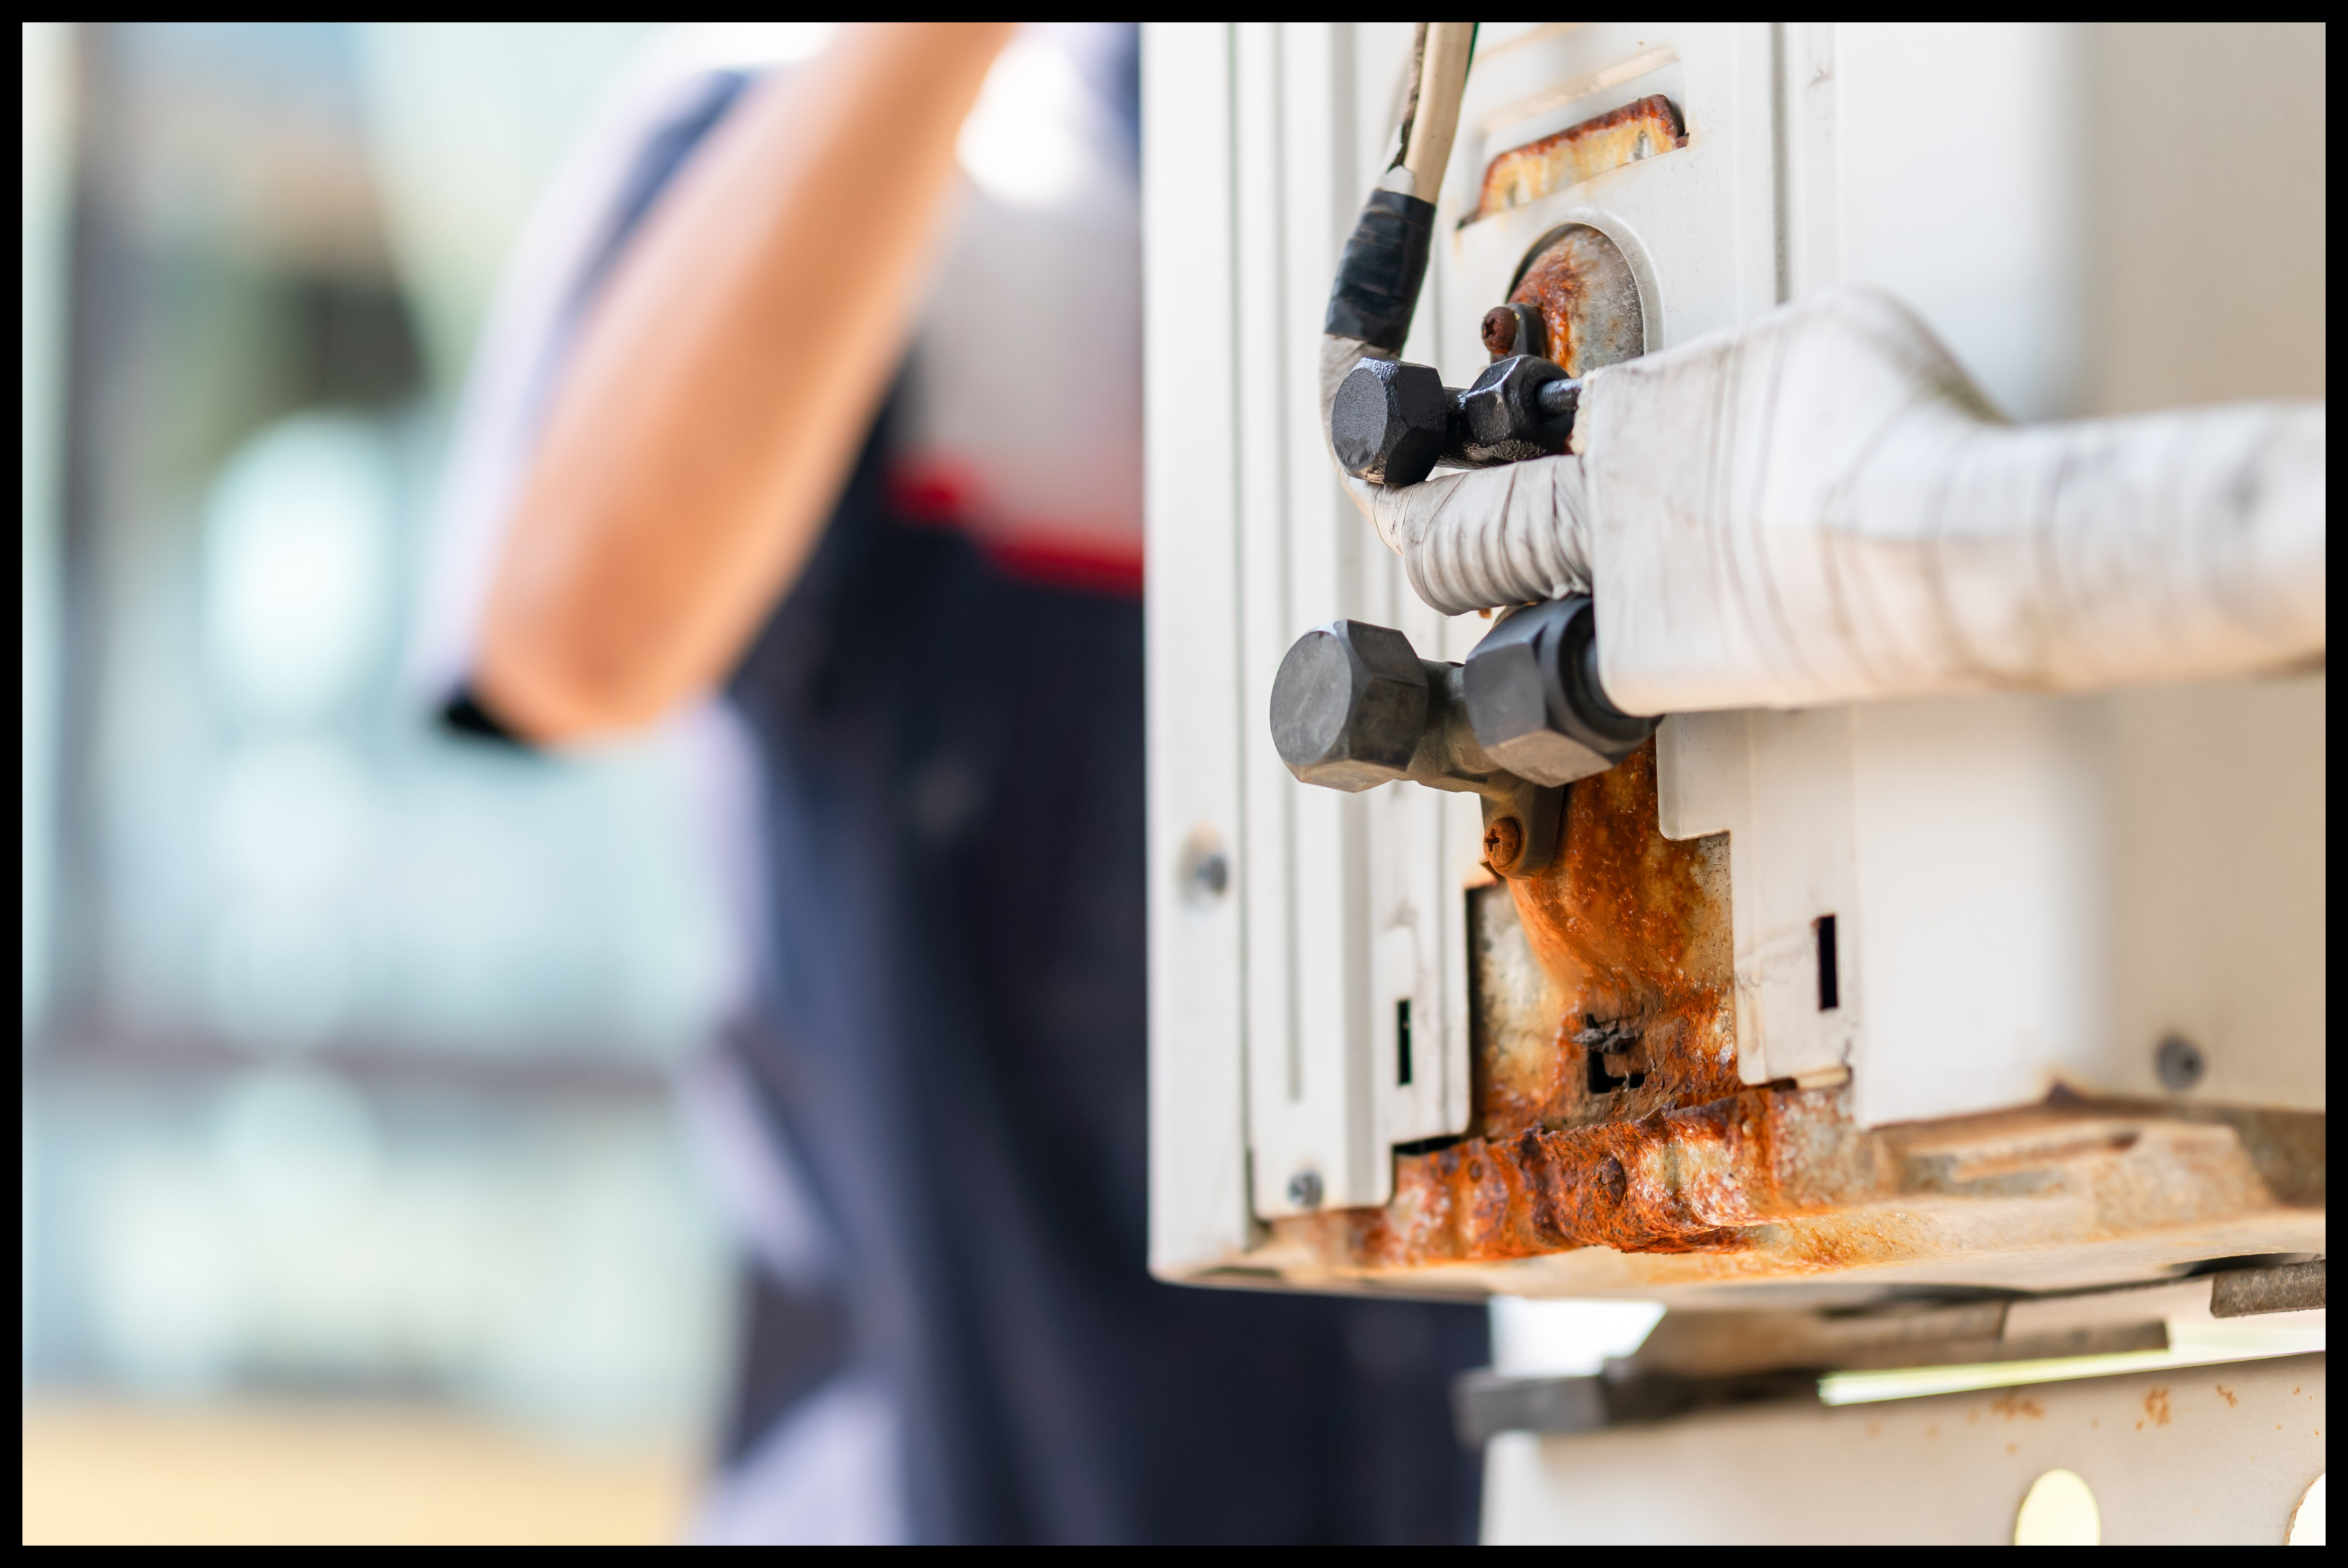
[[1143, 22, 2323, 1545]]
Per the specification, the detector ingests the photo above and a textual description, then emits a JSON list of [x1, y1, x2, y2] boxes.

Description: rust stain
[[1508, 226, 1645, 380], [1272, 743, 1883, 1270], [1252, 737, 2325, 1283], [1268, 743, 1776, 1267], [1483, 742, 1738, 1139], [1267, 1075, 2317, 1278], [2144, 1387, 2172, 1427], [1477, 93, 1687, 219], [2214, 1383, 2239, 1408], [1277, 1082, 1891, 1268], [1991, 1391, 2044, 1421]]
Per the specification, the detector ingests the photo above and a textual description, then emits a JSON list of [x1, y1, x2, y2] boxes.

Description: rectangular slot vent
[[1476, 92, 1687, 219], [1816, 914, 1840, 1012], [1395, 999, 1414, 1087]]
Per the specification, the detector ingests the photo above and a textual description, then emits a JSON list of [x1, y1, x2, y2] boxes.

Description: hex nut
[[1463, 596, 1657, 787], [1332, 359, 1447, 487], [1270, 620, 1430, 791], [1457, 353, 1573, 464]]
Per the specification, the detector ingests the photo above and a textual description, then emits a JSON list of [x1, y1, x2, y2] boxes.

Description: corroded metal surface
[[1269, 1088, 2325, 1288], [1260, 742, 2326, 1291], [1476, 92, 1686, 219], [1294, 741, 1771, 1265], [1327, 1083, 1864, 1264], [1272, 1084, 2324, 1285], [1508, 225, 1644, 379], [1482, 743, 1737, 1136]]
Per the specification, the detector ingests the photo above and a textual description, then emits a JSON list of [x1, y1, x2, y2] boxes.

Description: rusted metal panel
[[1285, 1083, 1864, 1266], [1280, 743, 1824, 1266], [1475, 92, 1687, 221], [1475, 99, 1677, 378], [1260, 742, 2327, 1290], [1271, 1086, 2324, 1286], [1482, 743, 1738, 1137], [1508, 225, 1645, 379]]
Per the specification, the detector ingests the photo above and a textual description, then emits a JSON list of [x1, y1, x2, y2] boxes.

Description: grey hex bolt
[[1457, 354, 1578, 465], [1332, 358, 1448, 487], [1270, 620, 1431, 791], [1463, 595, 1657, 787]]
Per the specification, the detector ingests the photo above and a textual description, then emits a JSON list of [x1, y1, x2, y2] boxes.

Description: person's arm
[[475, 23, 1016, 743]]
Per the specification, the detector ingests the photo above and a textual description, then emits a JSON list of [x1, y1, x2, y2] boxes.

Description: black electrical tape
[[1323, 189, 1436, 353]]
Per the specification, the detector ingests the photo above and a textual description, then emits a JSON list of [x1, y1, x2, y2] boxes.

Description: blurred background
[[22, 22, 772, 1543]]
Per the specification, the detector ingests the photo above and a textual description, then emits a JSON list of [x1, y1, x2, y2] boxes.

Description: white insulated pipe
[[1320, 336, 1595, 614], [1324, 288, 2326, 714]]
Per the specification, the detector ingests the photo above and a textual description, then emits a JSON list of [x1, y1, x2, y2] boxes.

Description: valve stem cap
[[1270, 620, 1429, 791], [1333, 359, 1447, 488]]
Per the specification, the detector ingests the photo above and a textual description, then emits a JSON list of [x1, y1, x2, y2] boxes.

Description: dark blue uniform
[[457, 34, 1488, 1542]]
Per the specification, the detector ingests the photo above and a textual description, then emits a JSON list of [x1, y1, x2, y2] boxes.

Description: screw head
[[2155, 1034, 2206, 1091], [1180, 833, 1230, 907], [1270, 621, 1430, 791], [1480, 306, 1520, 356], [1287, 1169, 1325, 1209], [1332, 359, 1447, 487], [1482, 815, 1525, 872]]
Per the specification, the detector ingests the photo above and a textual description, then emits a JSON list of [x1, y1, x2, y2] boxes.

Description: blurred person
[[430, 23, 1485, 1544]]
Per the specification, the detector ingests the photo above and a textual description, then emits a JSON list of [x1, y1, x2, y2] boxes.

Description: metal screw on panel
[[1481, 301, 1547, 363], [1190, 851, 1229, 900], [1482, 816, 1525, 872], [1481, 306, 1519, 355], [2155, 1034, 2206, 1091], [1181, 830, 1231, 907], [1287, 1169, 1325, 1209]]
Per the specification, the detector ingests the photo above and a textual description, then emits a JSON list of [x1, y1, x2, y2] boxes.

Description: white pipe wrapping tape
[[1319, 336, 1593, 616], [1322, 289, 2325, 713]]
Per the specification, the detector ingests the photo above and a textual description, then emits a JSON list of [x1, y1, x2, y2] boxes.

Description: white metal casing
[[1144, 22, 2325, 1282]]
